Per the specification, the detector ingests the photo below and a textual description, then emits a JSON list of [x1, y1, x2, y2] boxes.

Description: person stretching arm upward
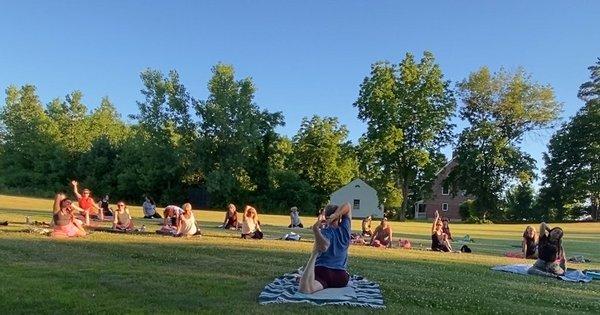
[[299, 202, 352, 294]]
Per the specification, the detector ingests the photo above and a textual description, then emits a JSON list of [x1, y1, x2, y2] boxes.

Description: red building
[[414, 158, 469, 220]]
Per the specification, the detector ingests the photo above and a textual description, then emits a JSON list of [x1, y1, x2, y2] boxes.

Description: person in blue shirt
[[299, 202, 351, 293]]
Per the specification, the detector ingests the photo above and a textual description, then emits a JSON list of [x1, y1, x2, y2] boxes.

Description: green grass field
[[1, 194, 599, 314]]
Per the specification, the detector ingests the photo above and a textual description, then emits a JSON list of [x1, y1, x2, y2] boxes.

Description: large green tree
[[195, 63, 284, 206], [291, 115, 358, 207], [354, 52, 456, 219], [448, 67, 561, 219], [116, 69, 195, 203], [540, 59, 600, 220], [0, 85, 63, 192]]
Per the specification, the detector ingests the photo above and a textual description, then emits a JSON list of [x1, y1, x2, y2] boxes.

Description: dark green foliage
[[504, 182, 537, 221], [540, 58, 600, 221], [354, 52, 455, 219], [448, 67, 561, 219]]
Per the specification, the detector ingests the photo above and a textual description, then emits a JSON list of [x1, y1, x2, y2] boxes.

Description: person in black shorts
[[299, 202, 352, 293]]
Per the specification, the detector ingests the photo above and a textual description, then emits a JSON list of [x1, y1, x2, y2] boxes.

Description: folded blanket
[[259, 268, 385, 308], [491, 264, 592, 283]]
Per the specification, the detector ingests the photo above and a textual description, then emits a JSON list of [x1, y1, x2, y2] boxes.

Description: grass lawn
[[1, 194, 599, 314]]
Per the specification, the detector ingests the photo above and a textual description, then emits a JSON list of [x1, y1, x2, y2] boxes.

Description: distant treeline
[[1, 54, 597, 221]]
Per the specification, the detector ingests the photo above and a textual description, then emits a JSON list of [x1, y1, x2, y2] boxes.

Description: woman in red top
[[71, 180, 102, 226]]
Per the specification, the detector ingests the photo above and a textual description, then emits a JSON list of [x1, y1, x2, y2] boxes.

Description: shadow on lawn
[[0, 235, 599, 314]]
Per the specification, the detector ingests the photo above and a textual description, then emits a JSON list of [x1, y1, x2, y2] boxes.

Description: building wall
[[330, 179, 383, 218], [421, 159, 470, 221]]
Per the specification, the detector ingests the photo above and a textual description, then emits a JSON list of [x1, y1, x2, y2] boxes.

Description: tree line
[[1, 53, 597, 221]]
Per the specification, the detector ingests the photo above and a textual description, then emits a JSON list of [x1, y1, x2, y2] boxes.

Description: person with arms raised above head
[[299, 202, 352, 293], [51, 193, 87, 238]]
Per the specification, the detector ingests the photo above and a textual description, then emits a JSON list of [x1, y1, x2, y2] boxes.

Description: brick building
[[414, 158, 469, 220]]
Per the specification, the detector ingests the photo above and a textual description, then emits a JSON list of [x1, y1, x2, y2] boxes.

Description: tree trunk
[[592, 194, 599, 221], [399, 180, 408, 221]]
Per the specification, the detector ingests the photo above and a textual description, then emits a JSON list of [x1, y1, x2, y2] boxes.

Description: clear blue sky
[[1, 1, 599, 183]]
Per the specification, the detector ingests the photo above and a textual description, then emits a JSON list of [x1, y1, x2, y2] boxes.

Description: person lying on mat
[[522, 225, 539, 259], [223, 204, 240, 229], [431, 210, 452, 252], [51, 193, 87, 238], [370, 217, 392, 248], [299, 202, 351, 294], [241, 205, 263, 239], [113, 201, 134, 231], [530, 222, 566, 275], [361, 215, 373, 237], [176, 203, 199, 237], [288, 206, 304, 228]]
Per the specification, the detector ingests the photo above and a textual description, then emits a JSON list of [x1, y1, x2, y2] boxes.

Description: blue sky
[[1, 1, 599, 183]]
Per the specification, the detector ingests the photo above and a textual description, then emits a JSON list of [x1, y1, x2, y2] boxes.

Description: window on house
[[442, 203, 449, 212], [353, 199, 360, 210], [442, 185, 449, 195]]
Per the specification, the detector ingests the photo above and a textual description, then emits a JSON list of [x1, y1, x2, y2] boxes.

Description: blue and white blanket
[[259, 268, 385, 308], [492, 264, 593, 283]]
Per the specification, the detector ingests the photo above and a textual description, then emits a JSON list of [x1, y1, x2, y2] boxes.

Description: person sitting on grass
[[522, 225, 539, 259], [288, 206, 304, 228], [370, 217, 393, 248], [223, 204, 240, 229], [299, 202, 351, 294], [142, 196, 161, 219], [361, 215, 373, 237], [163, 205, 183, 227], [112, 201, 134, 232], [51, 193, 87, 238], [241, 205, 263, 239], [431, 210, 452, 252], [99, 195, 113, 219], [71, 180, 103, 225], [529, 222, 566, 276], [175, 203, 199, 237], [441, 217, 453, 241]]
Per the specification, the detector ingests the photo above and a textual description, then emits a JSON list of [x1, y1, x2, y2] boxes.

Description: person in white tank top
[[176, 203, 199, 237]]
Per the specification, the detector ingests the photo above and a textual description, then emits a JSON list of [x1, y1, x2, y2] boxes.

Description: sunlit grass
[[0, 194, 599, 314]]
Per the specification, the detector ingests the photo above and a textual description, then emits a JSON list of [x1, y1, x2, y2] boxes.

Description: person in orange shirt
[[71, 180, 102, 226]]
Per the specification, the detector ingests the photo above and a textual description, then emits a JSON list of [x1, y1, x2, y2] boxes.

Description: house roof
[[330, 178, 377, 197]]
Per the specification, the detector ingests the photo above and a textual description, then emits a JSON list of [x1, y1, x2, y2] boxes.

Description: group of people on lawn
[[52, 181, 199, 238], [50, 181, 567, 294]]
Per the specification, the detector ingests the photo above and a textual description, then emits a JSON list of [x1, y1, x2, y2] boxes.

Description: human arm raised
[[71, 180, 82, 199], [432, 210, 440, 233], [326, 202, 352, 225], [53, 193, 66, 214]]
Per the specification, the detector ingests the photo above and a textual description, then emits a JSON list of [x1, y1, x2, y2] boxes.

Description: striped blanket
[[258, 268, 385, 308], [492, 264, 593, 283]]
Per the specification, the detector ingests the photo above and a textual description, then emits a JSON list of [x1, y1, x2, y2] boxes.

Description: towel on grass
[[259, 268, 385, 308], [492, 264, 592, 283]]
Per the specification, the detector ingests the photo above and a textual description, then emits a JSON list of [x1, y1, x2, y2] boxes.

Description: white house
[[329, 179, 384, 218]]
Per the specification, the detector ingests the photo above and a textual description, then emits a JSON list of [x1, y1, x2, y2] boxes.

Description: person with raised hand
[[71, 180, 102, 225], [431, 210, 452, 252], [51, 192, 87, 238], [299, 202, 351, 293]]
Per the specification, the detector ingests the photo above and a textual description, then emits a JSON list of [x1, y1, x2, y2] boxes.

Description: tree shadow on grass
[[0, 235, 598, 314]]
